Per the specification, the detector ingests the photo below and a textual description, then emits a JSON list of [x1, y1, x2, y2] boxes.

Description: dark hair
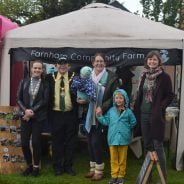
[[92, 52, 107, 63], [144, 50, 162, 69]]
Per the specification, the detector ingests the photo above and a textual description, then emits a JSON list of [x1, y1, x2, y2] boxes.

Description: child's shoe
[[116, 177, 124, 184], [109, 178, 117, 184]]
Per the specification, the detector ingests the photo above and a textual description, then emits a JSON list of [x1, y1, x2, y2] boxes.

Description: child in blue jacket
[[96, 89, 136, 184]]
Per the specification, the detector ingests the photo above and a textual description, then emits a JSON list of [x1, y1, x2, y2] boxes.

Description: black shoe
[[53, 164, 63, 176], [64, 168, 76, 176], [22, 165, 33, 176], [54, 170, 62, 176], [32, 167, 39, 177]]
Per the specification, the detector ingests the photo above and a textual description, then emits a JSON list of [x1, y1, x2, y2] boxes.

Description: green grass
[[0, 141, 184, 184]]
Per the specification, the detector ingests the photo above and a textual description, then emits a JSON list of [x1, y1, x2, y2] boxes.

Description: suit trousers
[[50, 110, 77, 171], [21, 119, 43, 166]]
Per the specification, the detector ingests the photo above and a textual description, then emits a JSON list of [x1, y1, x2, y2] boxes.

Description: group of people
[[16, 51, 174, 184]]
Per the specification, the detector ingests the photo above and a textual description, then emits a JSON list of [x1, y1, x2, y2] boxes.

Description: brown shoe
[[85, 171, 95, 178], [91, 173, 104, 181]]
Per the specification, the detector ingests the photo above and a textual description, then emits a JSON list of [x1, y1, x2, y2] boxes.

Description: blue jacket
[[97, 89, 136, 146]]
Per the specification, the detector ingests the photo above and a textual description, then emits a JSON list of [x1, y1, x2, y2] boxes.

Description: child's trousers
[[109, 145, 128, 178]]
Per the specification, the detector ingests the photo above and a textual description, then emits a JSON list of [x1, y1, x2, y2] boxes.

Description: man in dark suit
[[46, 60, 78, 176]]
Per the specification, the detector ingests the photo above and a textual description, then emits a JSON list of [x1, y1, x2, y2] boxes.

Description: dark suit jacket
[[46, 71, 78, 116], [134, 71, 174, 141], [16, 77, 49, 122]]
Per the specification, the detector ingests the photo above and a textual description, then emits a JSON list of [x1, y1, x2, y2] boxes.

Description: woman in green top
[[134, 50, 174, 183], [78, 53, 119, 181]]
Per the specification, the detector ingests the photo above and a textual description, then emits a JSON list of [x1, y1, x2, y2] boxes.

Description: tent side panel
[[0, 48, 10, 105], [176, 45, 184, 171]]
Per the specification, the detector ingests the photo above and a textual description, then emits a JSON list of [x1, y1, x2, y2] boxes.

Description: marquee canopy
[[3, 3, 184, 49], [1, 3, 184, 171]]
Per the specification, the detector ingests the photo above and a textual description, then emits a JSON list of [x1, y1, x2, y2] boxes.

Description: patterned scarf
[[140, 66, 163, 102]]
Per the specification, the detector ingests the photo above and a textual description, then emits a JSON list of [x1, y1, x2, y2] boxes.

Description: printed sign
[[10, 47, 182, 66]]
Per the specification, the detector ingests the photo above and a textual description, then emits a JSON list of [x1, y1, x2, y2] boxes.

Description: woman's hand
[[22, 115, 30, 122], [96, 107, 102, 116], [23, 109, 34, 121]]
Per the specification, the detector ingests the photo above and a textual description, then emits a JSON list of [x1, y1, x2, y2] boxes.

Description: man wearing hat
[[46, 60, 78, 176]]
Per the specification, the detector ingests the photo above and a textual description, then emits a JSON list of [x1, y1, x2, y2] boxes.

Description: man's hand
[[25, 109, 34, 117]]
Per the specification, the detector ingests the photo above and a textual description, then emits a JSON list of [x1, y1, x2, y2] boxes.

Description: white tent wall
[[0, 47, 10, 105], [176, 46, 184, 171], [0, 3, 184, 170]]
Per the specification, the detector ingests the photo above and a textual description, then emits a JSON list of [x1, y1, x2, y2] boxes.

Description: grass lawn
[[0, 140, 184, 184]]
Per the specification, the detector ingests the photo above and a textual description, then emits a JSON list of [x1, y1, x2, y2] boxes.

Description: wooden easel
[[135, 151, 166, 184]]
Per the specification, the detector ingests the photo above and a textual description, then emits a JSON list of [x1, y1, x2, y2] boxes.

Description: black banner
[[10, 47, 182, 66]]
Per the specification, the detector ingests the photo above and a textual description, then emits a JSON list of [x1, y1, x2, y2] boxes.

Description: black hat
[[56, 57, 69, 64]]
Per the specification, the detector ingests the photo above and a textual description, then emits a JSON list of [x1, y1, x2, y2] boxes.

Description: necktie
[[60, 76, 65, 111]]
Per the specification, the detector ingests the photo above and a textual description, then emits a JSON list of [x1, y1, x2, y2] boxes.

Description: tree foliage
[[140, 0, 183, 28], [181, 5, 184, 29], [140, 0, 152, 18], [152, 0, 163, 21], [0, 0, 110, 25], [162, 0, 183, 27], [0, 0, 39, 25]]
